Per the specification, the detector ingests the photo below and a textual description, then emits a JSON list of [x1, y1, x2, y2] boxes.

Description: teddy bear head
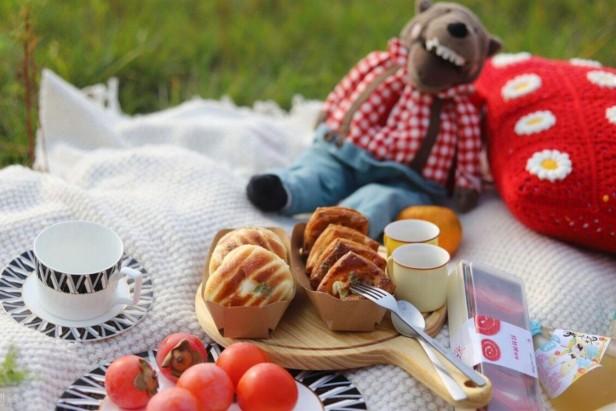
[[400, 0, 501, 93]]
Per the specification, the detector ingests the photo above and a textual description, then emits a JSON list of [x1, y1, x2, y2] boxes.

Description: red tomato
[[177, 363, 233, 411], [156, 333, 207, 382], [216, 342, 270, 387], [237, 363, 298, 411], [105, 355, 158, 409], [146, 387, 198, 411]]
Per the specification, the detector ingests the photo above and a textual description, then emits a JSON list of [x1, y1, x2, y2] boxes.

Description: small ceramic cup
[[33, 221, 142, 322], [387, 243, 450, 312], [384, 219, 440, 256]]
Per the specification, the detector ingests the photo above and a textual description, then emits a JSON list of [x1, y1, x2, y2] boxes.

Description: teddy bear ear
[[416, 0, 433, 13], [487, 36, 502, 57]]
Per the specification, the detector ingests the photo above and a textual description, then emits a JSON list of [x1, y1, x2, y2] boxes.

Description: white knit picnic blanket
[[0, 69, 614, 411]]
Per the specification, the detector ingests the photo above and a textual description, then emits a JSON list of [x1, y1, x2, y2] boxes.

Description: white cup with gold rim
[[387, 243, 450, 313], [384, 219, 440, 256]]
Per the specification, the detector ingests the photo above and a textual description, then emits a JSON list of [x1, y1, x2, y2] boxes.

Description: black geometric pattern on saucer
[[56, 343, 367, 410], [0, 250, 153, 342]]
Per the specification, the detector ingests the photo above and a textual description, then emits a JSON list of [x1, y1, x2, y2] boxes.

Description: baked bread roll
[[306, 224, 379, 274], [316, 252, 394, 300], [309, 238, 386, 289], [205, 245, 295, 307], [209, 227, 287, 274], [303, 207, 369, 254]]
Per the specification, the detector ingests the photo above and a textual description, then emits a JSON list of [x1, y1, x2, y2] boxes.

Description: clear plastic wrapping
[[448, 261, 541, 411]]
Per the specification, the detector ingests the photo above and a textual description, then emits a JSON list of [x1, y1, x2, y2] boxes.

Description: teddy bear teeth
[[425, 37, 465, 67]]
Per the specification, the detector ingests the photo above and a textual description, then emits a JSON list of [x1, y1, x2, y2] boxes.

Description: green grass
[[1, 0, 615, 167]]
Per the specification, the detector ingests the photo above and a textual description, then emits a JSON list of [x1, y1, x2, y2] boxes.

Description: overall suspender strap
[[338, 64, 401, 138], [409, 97, 443, 173]]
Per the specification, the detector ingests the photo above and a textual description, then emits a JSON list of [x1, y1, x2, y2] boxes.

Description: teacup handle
[[113, 266, 143, 306], [386, 256, 394, 278]]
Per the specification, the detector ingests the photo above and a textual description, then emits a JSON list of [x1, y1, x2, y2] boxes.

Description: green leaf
[[0, 346, 27, 387]]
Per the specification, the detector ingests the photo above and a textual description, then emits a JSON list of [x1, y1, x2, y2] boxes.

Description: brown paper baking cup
[[204, 299, 292, 339], [290, 223, 386, 331], [201, 227, 294, 339]]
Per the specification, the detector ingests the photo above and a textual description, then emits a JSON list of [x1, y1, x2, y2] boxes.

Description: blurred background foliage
[[1, 0, 615, 167]]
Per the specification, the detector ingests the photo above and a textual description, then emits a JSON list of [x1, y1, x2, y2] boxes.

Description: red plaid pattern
[[323, 38, 482, 190]]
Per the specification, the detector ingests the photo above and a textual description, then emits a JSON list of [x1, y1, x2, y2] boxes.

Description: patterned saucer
[[0, 250, 154, 342], [56, 343, 367, 411]]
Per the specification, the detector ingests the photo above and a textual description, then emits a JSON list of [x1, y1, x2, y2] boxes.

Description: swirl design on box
[[481, 339, 502, 361], [475, 315, 501, 336]]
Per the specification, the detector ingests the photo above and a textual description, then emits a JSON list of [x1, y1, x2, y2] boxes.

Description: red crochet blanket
[[475, 53, 616, 253]]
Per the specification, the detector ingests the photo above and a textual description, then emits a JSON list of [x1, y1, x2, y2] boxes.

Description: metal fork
[[350, 283, 486, 387]]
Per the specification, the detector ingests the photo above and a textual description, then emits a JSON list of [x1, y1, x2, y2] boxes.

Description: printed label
[[451, 315, 538, 378], [535, 329, 610, 398]]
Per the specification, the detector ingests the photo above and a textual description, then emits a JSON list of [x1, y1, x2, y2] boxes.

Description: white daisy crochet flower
[[492, 52, 531, 68], [606, 106, 616, 125], [526, 150, 572, 182], [502, 74, 542, 100], [587, 70, 616, 88], [570, 58, 602, 68], [515, 111, 556, 135]]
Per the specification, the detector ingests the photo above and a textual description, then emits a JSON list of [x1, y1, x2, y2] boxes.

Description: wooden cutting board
[[195, 228, 491, 408]]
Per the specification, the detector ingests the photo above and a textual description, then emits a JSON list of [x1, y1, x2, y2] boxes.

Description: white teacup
[[33, 221, 142, 322], [387, 243, 450, 312]]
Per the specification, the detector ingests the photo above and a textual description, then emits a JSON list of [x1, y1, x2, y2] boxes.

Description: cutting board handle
[[383, 337, 492, 408]]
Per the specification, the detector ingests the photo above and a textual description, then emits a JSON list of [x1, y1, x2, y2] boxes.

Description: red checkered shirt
[[323, 38, 482, 190]]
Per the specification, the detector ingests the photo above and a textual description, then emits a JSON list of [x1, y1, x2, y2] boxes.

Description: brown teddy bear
[[247, 0, 501, 238]]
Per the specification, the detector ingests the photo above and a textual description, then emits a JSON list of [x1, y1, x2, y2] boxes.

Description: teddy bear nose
[[447, 22, 468, 38]]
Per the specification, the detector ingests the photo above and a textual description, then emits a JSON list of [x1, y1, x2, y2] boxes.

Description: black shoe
[[246, 174, 288, 212]]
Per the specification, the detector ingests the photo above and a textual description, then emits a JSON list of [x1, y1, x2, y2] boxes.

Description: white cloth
[[0, 69, 614, 410]]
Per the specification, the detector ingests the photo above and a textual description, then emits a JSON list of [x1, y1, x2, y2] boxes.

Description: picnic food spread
[[39, 202, 611, 410], [1, 1, 614, 411]]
